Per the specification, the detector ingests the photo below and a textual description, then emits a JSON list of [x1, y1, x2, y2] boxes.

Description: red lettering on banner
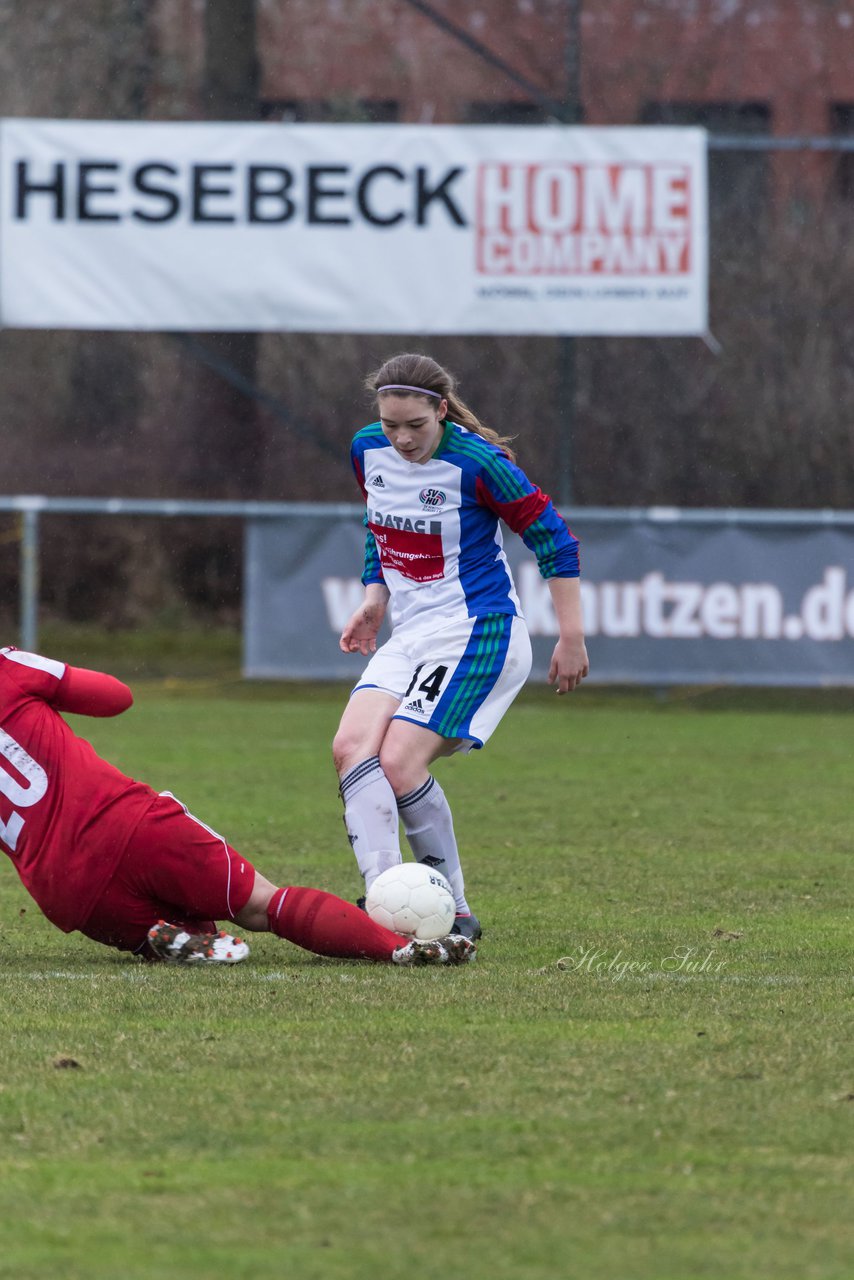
[[369, 522, 445, 583], [475, 162, 692, 276]]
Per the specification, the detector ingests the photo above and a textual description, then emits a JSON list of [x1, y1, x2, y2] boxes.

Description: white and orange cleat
[[391, 934, 476, 967], [147, 921, 250, 965]]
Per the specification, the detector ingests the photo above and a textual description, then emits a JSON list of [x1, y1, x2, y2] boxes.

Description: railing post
[[19, 506, 40, 653]]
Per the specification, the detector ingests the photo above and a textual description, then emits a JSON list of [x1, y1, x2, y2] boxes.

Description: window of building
[[465, 101, 553, 125], [261, 99, 400, 124], [640, 101, 771, 224], [830, 104, 854, 199]]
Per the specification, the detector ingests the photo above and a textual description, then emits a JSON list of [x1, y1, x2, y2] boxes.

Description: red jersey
[[0, 648, 158, 932]]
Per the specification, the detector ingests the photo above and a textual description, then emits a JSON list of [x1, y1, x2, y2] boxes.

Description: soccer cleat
[[452, 911, 482, 941], [391, 933, 476, 967], [441, 933, 477, 964], [147, 921, 250, 965]]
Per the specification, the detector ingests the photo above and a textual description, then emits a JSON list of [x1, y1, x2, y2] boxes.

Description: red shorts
[[81, 791, 256, 955]]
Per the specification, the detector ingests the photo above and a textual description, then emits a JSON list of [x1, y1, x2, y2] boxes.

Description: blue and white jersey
[[351, 420, 579, 635]]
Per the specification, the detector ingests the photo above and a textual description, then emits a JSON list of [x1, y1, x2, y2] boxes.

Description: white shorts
[[353, 613, 533, 750]]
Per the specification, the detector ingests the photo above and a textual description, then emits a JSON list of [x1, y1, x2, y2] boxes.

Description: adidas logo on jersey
[[402, 698, 426, 715], [369, 474, 386, 488]]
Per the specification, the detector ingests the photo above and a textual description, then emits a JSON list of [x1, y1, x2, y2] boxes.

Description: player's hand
[[547, 634, 589, 695], [339, 601, 386, 656]]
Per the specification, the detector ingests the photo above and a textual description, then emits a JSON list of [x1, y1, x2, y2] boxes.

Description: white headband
[[377, 384, 442, 399]]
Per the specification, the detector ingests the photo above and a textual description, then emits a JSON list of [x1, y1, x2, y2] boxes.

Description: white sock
[[397, 776, 470, 916], [338, 757, 401, 891]]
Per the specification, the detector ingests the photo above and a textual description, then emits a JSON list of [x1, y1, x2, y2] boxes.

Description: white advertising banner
[[0, 119, 707, 334]]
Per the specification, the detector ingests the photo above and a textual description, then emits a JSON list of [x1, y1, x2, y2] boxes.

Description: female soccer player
[[333, 353, 589, 938], [0, 647, 474, 967]]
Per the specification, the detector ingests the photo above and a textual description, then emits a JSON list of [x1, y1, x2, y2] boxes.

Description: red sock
[[266, 886, 405, 962]]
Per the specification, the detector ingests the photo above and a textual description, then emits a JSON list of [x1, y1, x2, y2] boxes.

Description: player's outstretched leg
[[147, 921, 250, 965], [391, 934, 477, 966], [255, 883, 477, 965], [266, 884, 417, 961]]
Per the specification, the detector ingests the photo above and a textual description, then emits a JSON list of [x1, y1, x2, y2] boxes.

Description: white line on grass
[[0, 969, 823, 986]]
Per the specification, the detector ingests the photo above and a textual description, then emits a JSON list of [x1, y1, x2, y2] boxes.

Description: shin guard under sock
[[397, 775, 470, 915], [267, 885, 403, 961], [338, 756, 401, 890]]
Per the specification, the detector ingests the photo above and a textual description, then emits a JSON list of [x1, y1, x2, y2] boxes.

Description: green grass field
[[1, 672, 852, 1279]]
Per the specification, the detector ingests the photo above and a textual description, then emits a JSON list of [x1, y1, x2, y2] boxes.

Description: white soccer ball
[[365, 862, 456, 941]]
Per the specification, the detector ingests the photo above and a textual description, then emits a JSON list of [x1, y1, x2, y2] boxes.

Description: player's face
[[378, 394, 447, 464]]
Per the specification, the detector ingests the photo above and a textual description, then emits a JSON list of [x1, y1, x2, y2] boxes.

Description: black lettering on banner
[[15, 161, 66, 220], [132, 163, 180, 222], [11, 155, 472, 229], [357, 165, 406, 226], [192, 164, 236, 223], [77, 162, 121, 222], [416, 166, 466, 226], [417, 665, 448, 703], [307, 166, 350, 225], [247, 165, 296, 223]]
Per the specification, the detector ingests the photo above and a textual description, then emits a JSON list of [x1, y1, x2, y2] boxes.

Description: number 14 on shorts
[[401, 664, 449, 716]]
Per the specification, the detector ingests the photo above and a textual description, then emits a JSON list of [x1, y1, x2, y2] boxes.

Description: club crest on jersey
[[419, 487, 446, 509]]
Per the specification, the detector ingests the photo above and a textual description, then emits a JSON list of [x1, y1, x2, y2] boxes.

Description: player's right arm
[[52, 665, 133, 717], [339, 582, 390, 656], [0, 649, 132, 717], [340, 434, 391, 656]]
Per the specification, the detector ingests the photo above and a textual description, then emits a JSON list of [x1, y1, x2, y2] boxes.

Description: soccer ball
[[365, 862, 456, 941]]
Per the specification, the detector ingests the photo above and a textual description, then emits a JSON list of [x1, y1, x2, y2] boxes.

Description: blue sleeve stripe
[[522, 514, 580, 578], [448, 429, 579, 575], [353, 421, 385, 442], [362, 527, 384, 585]]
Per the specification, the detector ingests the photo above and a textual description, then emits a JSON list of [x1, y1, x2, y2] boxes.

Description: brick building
[[0, 1, 850, 541], [255, 0, 854, 138], [147, 1, 854, 205]]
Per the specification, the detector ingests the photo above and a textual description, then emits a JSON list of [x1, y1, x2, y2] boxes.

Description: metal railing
[[0, 495, 361, 652], [5, 495, 854, 657]]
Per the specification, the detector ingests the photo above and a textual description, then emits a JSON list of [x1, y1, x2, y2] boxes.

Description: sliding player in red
[[0, 647, 474, 967]]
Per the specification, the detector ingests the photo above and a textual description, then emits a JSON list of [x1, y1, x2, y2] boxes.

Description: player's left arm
[[545, 576, 589, 695], [475, 456, 589, 693]]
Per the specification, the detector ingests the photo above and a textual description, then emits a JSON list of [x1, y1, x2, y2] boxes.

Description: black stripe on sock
[[339, 755, 382, 801], [397, 776, 435, 811]]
